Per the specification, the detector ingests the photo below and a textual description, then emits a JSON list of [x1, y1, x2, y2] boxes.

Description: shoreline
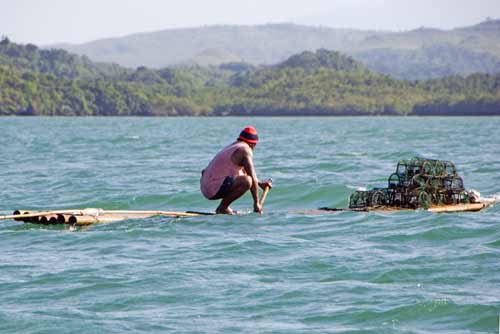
[[2, 114, 500, 117]]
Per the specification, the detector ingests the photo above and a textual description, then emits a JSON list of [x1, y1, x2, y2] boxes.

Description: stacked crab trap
[[347, 157, 489, 212]]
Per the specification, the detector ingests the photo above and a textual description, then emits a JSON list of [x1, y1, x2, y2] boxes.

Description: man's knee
[[242, 175, 252, 189], [236, 175, 252, 190]]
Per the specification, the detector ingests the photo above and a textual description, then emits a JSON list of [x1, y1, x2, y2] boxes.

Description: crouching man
[[200, 126, 272, 214]]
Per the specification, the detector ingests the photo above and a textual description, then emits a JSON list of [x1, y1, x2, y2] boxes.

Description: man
[[200, 126, 272, 214]]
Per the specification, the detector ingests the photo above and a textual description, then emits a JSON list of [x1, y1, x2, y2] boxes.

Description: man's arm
[[240, 149, 261, 212]]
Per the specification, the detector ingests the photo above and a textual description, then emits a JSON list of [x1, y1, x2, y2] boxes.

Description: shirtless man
[[200, 126, 272, 214]]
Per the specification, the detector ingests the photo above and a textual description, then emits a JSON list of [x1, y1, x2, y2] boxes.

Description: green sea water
[[0, 117, 499, 334]]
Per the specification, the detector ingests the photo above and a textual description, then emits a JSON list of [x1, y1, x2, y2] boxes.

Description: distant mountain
[[51, 24, 374, 68], [354, 44, 500, 80], [458, 18, 500, 33], [49, 20, 500, 79]]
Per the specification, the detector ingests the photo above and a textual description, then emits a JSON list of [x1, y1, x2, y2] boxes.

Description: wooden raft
[[2, 187, 271, 226], [1, 209, 210, 226], [300, 201, 494, 215]]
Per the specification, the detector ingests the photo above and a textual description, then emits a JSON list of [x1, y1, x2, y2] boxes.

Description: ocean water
[[0, 117, 499, 334]]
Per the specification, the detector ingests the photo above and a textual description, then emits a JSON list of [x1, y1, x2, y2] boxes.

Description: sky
[[1, 0, 500, 45]]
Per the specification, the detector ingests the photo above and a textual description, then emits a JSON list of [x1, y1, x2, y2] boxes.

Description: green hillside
[[50, 20, 500, 79], [1, 40, 499, 116], [221, 51, 500, 116], [0, 37, 128, 79]]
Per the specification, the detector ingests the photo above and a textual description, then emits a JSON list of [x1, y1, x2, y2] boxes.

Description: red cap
[[238, 126, 259, 144]]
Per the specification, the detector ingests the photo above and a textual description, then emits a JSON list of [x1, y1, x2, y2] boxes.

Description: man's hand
[[254, 202, 263, 214]]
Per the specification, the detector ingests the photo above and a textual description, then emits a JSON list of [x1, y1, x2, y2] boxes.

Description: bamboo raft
[[299, 200, 496, 215], [3, 200, 495, 226], [0, 189, 496, 226], [0, 187, 271, 226], [1, 209, 209, 226]]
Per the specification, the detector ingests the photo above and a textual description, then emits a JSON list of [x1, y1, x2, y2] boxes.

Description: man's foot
[[216, 205, 234, 215]]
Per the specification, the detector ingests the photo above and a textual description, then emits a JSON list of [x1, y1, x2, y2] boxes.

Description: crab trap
[[349, 157, 472, 209]]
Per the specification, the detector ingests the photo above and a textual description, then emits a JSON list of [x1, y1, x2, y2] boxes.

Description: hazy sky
[[1, 0, 500, 45]]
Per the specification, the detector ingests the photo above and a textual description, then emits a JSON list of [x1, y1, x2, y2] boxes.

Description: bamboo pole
[[427, 202, 488, 213], [10, 211, 43, 224], [67, 215, 98, 226], [11, 210, 33, 222], [67, 215, 127, 226], [99, 210, 202, 217], [0, 209, 85, 221], [65, 211, 205, 226], [57, 214, 66, 224], [35, 216, 59, 225], [298, 201, 493, 214], [4, 211, 66, 224], [1, 209, 201, 221]]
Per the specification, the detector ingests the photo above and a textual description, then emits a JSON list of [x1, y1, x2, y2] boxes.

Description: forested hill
[[0, 38, 128, 79], [1, 39, 499, 116], [278, 50, 367, 73], [50, 20, 500, 80]]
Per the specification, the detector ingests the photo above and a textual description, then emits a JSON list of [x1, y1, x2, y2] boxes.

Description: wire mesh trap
[[349, 157, 472, 209]]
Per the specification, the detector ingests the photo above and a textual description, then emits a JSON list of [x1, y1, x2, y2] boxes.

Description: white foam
[[481, 193, 500, 203], [347, 185, 367, 191]]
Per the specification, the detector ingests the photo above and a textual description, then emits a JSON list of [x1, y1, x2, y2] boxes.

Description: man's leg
[[216, 175, 252, 214]]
